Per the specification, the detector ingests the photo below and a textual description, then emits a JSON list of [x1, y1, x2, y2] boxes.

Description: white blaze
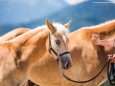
[[63, 35, 67, 43]]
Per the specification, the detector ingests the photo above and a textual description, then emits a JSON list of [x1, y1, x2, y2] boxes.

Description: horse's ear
[[64, 20, 71, 28], [46, 19, 56, 34]]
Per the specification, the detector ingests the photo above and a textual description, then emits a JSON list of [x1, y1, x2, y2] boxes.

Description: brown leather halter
[[48, 32, 70, 63]]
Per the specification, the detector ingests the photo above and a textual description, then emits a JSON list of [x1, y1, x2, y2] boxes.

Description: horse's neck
[[88, 20, 115, 39], [9, 26, 47, 45], [20, 30, 49, 70], [0, 28, 30, 43], [73, 21, 115, 46]]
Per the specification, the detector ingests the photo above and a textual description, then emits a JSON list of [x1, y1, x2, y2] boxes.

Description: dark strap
[[49, 47, 58, 56], [48, 32, 58, 56], [59, 52, 70, 57], [48, 32, 70, 58], [108, 62, 115, 85], [60, 59, 110, 83], [108, 39, 115, 85], [48, 32, 51, 48]]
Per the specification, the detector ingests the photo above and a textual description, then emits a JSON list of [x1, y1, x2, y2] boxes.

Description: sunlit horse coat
[[0, 19, 72, 86], [1, 20, 115, 86], [28, 20, 115, 86]]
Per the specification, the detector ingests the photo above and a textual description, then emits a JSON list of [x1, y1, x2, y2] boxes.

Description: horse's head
[[46, 19, 72, 70]]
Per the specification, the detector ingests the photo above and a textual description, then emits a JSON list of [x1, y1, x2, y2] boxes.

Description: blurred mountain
[[0, 0, 67, 26], [43, 0, 115, 31], [0, 0, 115, 35]]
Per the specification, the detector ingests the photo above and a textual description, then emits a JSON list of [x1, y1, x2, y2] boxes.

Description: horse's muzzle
[[59, 54, 72, 70], [62, 61, 72, 69]]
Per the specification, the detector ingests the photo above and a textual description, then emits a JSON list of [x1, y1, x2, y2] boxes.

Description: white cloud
[[64, 0, 88, 5], [108, 0, 115, 3]]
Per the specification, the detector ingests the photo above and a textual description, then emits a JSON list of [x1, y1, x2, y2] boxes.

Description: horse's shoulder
[[0, 42, 19, 57], [0, 42, 18, 80]]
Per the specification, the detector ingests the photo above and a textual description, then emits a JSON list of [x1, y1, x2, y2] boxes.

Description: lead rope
[[107, 38, 115, 85], [59, 58, 110, 83], [59, 39, 115, 84]]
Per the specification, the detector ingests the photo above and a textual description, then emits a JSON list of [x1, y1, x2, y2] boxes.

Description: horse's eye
[[55, 40, 60, 45]]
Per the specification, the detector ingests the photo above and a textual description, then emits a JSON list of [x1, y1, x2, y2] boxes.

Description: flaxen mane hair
[[52, 23, 69, 34], [35, 23, 69, 35]]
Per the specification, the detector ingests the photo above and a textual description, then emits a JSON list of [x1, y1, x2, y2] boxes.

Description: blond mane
[[34, 23, 69, 43], [35, 23, 69, 34]]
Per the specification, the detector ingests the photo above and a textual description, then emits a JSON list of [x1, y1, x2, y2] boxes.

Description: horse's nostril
[[64, 62, 72, 69], [65, 62, 68, 67], [67, 63, 72, 68]]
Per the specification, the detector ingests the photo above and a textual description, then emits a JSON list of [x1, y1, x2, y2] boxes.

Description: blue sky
[[0, 0, 67, 25], [0, 0, 114, 26]]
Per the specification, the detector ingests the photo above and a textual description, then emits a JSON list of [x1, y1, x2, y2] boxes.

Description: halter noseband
[[48, 32, 70, 60]]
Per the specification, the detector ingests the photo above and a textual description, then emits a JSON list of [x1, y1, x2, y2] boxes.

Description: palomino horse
[[0, 19, 72, 86], [2, 20, 115, 86], [26, 20, 115, 86]]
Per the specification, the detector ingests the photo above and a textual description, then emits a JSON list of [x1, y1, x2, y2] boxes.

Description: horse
[[0, 19, 72, 86], [1, 20, 115, 86], [26, 20, 115, 86]]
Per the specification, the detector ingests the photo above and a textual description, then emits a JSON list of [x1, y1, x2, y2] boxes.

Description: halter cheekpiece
[[48, 32, 70, 61]]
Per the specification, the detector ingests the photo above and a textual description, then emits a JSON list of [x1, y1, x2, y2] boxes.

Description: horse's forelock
[[53, 23, 69, 34], [53, 23, 69, 43], [34, 23, 69, 43]]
